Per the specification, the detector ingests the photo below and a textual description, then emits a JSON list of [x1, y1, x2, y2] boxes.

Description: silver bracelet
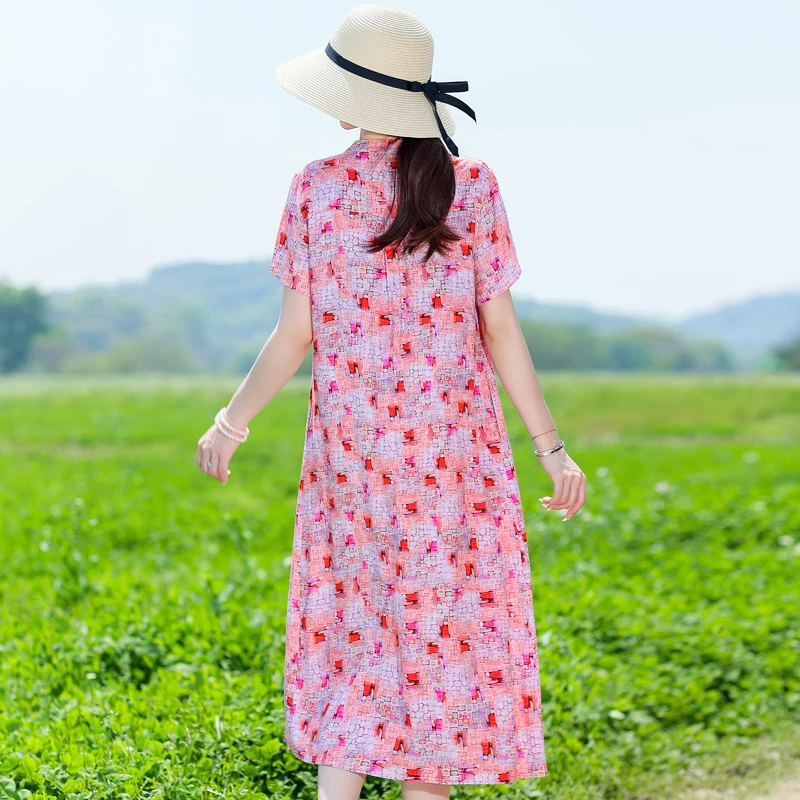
[[534, 439, 565, 458]]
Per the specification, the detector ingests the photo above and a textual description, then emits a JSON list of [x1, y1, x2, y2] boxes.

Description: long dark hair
[[366, 137, 462, 262]]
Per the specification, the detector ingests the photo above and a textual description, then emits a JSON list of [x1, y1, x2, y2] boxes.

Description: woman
[[197, 5, 586, 798]]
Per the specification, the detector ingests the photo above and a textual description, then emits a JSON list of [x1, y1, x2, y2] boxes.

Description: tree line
[[1, 279, 798, 375]]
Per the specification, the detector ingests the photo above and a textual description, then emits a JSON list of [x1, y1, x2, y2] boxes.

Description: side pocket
[[476, 343, 506, 445]]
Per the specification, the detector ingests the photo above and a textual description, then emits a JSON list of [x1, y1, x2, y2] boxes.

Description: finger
[[218, 457, 230, 485], [210, 451, 224, 480], [212, 452, 226, 483], [565, 475, 587, 520], [197, 439, 209, 469], [561, 480, 581, 517], [565, 474, 582, 509], [576, 474, 588, 510], [550, 475, 575, 509], [548, 477, 565, 508], [202, 446, 214, 476]]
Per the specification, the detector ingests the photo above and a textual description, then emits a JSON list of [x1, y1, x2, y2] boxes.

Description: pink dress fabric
[[269, 135, 547, 785]]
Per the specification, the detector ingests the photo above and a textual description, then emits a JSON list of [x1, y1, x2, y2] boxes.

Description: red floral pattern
[[269, 136, 547, 784]]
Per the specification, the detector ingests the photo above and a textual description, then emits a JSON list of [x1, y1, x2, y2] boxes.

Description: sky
[[0, 0, 798, 321]]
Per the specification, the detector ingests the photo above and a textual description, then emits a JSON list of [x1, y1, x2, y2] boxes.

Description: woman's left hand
[[196, 424, 240, 485]]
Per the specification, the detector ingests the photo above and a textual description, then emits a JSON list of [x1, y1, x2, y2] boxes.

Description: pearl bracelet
[[215, 414, 246, 443], [218, 407, 249, 437], [215, 408, 249, 443]]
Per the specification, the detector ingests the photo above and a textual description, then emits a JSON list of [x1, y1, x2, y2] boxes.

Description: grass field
[[0, 373, 798, 799]]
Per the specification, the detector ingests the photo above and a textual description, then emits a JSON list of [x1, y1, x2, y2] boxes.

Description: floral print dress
[[269, 135, 547, 785]]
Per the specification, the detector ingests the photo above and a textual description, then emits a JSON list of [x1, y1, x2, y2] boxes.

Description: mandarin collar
[[344, 136, 402, 156]]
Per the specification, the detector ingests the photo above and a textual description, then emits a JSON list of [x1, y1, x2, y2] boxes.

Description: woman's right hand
[[196, 424, 240, 486], [537, 447, 586, 521]]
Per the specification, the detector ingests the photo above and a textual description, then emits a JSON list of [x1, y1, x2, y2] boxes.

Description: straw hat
[[274, 4, 476, 155]]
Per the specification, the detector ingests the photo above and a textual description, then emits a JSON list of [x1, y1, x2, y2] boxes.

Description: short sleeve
[[269, 169, 311, 296], [473, 164, 522, 305]]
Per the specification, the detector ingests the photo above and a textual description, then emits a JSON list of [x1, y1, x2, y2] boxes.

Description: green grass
[[0, 373, 798, 799]]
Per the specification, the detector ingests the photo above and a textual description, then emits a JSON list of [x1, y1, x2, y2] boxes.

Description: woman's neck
[[359, 128, 396, 140]]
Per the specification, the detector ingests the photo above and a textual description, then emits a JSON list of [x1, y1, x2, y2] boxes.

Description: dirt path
[[693, 775, 800, 800], [679, 730, 800, 800], [758, 777, 800, 800]]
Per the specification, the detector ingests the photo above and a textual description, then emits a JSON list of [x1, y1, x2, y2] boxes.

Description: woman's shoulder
[[451, 156, 502, 208], [285, 148, 361, 197], [453, 154, 498, 184], [286, 149, 501, 198]]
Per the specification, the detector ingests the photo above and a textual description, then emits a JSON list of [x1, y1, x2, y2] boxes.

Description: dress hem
[[284, 739, 548, 785]]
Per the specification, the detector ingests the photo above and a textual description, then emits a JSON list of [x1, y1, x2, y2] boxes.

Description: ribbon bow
[[325, 43, 476, 156]]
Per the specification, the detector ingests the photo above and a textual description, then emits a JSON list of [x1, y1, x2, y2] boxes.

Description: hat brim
[[274, 46, 457, 141]]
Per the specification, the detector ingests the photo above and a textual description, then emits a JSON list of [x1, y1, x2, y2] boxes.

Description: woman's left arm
[[196, 286, 312, 484]]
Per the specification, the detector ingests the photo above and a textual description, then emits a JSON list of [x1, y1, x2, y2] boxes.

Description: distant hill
[[34, 260, 798, 373], [673, 292, 800, 359], [512, 296, 658, 334], [513, 291, 799, 371], [43, 261, 284, 372]]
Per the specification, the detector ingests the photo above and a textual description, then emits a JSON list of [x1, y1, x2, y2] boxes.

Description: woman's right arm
[[196, 286, 312, 485], [478, 289, 587, 521]]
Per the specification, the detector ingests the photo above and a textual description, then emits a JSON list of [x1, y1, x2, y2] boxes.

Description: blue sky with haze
[[1, 1, 798, 320]]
